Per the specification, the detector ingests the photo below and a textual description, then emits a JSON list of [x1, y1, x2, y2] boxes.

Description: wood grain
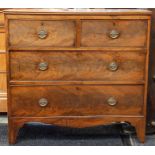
[[0, 99, 7, 112], [0, 11, 4, 26], [9, 20, 76, 48], [10, 85, 144, 117], [0, 73, 7, 93], [10, 51, 145, 82], [4, 9, 151, 144], [0, 73, 7, 112], [0, 11, 7, 112], [4, 9, 152, 15], [0, 53, 6, 71], [8, 116, 145, 144], [81, 20, 148, 47], [0, 33, 5, 50]]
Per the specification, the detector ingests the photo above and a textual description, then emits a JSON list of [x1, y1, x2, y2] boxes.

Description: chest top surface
[[4, 8, 151, 15]]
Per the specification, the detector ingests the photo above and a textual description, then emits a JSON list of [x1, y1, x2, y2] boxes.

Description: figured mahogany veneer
[[81, 20, 148, 47], [9, 20, 76, 47], [10, 85, 144, 117], [9, 19, 148, 48], [10, 51, 145, 82], [4, 9, 151, 144]]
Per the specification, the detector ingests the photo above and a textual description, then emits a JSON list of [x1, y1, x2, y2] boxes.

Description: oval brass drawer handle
[[38, 62, 48, 71], [153, 75, 155, 81], [108, 61, 118, 71], [38, 98, 48, 107], [107, 97, 117, 106], [109, 30, 120, 39], [38, 30, 48, 39]]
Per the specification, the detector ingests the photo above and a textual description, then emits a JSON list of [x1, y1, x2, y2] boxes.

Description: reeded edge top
[[4, 8, 152, 15]]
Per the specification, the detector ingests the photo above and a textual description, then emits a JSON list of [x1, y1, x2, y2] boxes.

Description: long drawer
[[10, 85, 144, 117], [10, 51, 145, 82]]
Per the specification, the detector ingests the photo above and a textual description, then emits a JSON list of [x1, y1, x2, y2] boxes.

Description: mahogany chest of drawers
[[4, 9, 151, 144]]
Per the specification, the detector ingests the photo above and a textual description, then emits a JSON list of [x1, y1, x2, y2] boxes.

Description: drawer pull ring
[[153, 75, 155, 81], [107, 97, 117, 106], [109, 30, 120, 39], [38, 62, 48, 71], [38, 98, 48, 107], [109, 61, 118, 71], [38, 30, 48, 39]]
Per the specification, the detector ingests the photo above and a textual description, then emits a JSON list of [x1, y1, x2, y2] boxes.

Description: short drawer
[[81, 20, 148, 47], [10, 85, 144, 117], [10, 51, 145, 82], [9, 20, 76, 47]]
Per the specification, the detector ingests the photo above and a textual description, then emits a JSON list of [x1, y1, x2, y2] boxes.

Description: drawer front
[[10, 51, 145, 82], [81, 20, 148, 47], [10, 85, 143, 117], [9, 20, 76, 47], [0, 12, 4, 26], [0, 54, 6, 71], [0, 98, 7, 112], [0, 33, 5, 50], [0, 73, 7, 93]]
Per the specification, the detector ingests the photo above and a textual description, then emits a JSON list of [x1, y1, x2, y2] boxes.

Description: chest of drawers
[[4, 9, 151, 144]]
